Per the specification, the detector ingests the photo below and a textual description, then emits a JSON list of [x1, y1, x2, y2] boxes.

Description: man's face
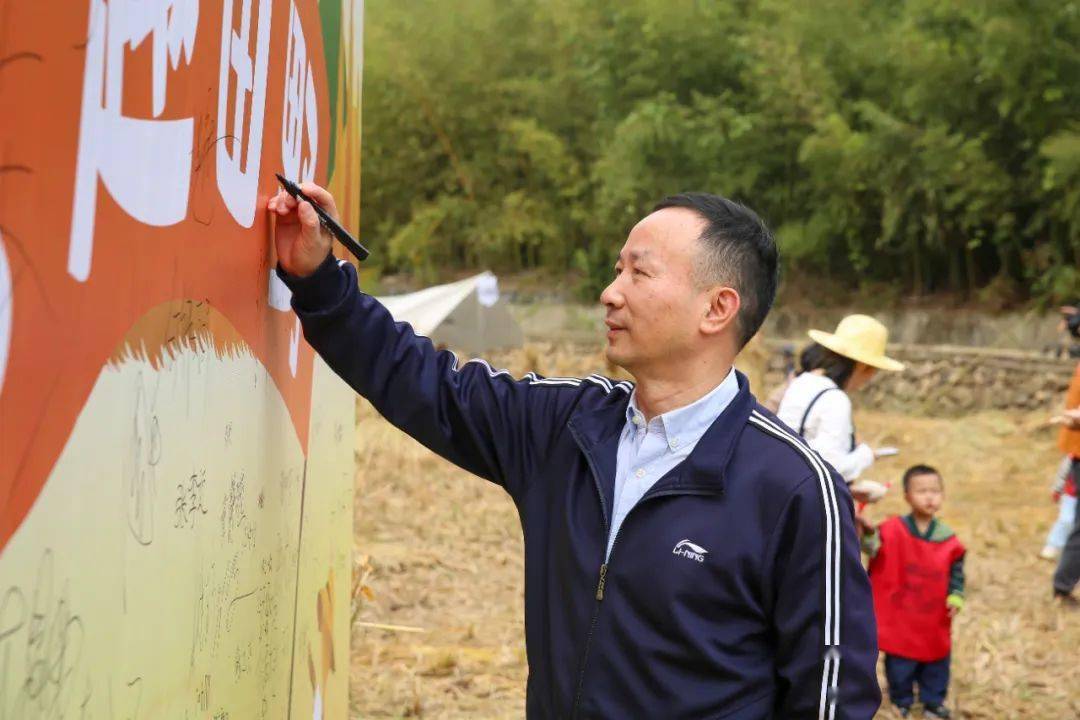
[[600, 208, 715, 375], [904, 473, 943, 518]]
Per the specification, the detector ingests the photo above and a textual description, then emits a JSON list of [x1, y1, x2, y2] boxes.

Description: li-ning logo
[[672, 539, 708, 563]]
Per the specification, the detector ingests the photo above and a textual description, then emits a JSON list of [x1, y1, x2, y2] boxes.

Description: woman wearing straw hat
[[777, 315, 905, 493]]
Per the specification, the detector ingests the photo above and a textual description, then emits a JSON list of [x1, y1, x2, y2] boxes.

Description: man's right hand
[[267, 182, 339, 278]]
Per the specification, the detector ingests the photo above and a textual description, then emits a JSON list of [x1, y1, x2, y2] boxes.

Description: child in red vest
[[863, 464, 966, 718]]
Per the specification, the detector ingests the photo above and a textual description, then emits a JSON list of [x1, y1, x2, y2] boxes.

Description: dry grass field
[[349, 343, 1080, 719]]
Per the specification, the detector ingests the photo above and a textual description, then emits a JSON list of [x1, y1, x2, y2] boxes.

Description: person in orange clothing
[[1052, 302, 1080, 606]]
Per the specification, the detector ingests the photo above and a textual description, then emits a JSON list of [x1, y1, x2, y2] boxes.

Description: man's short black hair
[[652, 192, 779, 348], [902, 464, 942, 492]]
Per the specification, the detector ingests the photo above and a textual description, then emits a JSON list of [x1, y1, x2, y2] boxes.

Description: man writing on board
[[268, 183, 880, 719]]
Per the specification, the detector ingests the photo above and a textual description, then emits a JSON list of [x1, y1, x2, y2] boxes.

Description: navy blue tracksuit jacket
[[281, 256, 881, 719]]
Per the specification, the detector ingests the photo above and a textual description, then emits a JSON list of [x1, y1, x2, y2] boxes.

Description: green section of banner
[[320, 0, 344, 179]]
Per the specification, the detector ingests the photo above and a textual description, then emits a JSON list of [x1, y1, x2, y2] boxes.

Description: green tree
[[360, 0, 1080, 304]]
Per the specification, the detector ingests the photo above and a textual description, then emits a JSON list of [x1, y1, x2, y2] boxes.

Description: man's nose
[[600, 276, 622, 308]]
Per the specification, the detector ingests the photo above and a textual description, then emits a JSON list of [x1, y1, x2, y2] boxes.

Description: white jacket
[[776, 372, 874, 482]]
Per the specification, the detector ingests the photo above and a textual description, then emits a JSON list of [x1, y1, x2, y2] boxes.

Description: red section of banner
[[0, 0, 331, 549]]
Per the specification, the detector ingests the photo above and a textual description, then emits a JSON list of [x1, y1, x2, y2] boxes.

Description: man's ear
[[701, 286, 740, 337]]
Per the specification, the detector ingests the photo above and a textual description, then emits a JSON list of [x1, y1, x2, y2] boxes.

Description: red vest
[[868, 516, 965, 662]]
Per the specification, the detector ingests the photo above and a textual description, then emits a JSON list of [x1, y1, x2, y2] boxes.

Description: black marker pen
[[275, 173, 370, 262]]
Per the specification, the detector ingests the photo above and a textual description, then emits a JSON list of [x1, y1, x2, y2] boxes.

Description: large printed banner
[[0, 0, 362, 716]]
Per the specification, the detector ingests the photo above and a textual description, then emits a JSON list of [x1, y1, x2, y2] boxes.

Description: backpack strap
[[798, 387, 841, 437]]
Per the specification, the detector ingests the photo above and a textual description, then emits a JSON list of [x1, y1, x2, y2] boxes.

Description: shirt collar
[[626, 368, 740, 449], [903, 513, 938, 540]]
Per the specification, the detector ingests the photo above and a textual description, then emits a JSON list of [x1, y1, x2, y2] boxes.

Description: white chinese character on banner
[[281, 0, 318, 184], [0, 231, 10, 396], [216, 0, 273, 227], [69, 0, 199, 282], [289, 317, 301, 376], [267, 0, 320, 377], [266, 265, 302, 377]]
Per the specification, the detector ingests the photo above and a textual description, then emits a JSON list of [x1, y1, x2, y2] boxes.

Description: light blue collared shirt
[[606, 368, 740, 559]]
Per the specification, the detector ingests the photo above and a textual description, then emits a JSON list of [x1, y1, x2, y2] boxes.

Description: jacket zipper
[[567, 422, 722, 717], [568, 424, 611, 720], [570, 504, 641, 718], [570, 484, 718, 719]]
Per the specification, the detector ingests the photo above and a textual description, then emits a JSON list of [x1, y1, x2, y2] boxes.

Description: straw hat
[[807, 315, 905, 372]]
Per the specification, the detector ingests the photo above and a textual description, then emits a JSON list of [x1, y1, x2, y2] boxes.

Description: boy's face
[[905, 472, 943, 517]]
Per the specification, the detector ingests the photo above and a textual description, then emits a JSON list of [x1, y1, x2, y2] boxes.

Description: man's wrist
[[276, 253, 348, 311]]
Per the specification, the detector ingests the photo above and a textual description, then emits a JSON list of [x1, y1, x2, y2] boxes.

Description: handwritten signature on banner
[[0, 0, 331, 550], [0, 550, 89, 718]]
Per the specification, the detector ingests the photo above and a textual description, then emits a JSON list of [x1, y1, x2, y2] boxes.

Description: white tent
[[377, 272, 524, 355]]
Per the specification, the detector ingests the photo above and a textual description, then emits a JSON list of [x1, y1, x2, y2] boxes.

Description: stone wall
[[764, 341, 1077, 415], [762, 307, 1066, 351]]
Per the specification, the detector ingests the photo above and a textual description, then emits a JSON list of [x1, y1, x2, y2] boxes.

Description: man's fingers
[[297, 200, 320, 229], [270, 189, 299, 216], [268, 189, 298, 212], [279, 189, 299, 211], [299, 182, 340, 220]]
